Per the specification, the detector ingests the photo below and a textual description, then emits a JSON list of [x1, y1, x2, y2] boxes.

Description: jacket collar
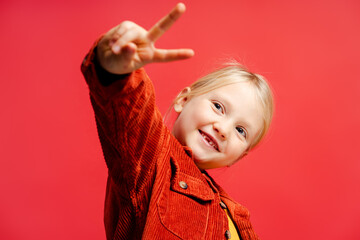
[[167, 131, 256, 237], [168, 134, 215, 202]]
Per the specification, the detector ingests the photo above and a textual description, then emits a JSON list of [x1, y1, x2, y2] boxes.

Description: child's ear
[[174, 87, 191, 113]]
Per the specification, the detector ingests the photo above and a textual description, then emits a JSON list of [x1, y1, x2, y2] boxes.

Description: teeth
[[201, 132, 218, 150]]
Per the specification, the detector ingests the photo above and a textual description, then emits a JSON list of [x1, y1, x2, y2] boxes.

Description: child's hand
[[96, 3, 194, 75]]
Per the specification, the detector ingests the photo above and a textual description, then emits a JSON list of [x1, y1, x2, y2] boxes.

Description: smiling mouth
[[199, 130, 219, 151]]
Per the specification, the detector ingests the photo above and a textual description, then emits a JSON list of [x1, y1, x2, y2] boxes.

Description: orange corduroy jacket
[[81, 40, 260, 240]]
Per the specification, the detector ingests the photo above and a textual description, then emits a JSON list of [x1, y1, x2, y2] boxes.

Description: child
[[81, 3, 273, 240]]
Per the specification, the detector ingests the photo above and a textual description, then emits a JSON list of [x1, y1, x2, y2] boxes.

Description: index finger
[[147, 3, 186, 42]]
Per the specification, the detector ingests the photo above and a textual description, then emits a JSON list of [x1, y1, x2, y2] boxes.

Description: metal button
[[225, 229, 231, 239], [179, 181, 188, 189], [220, 201, 227, 209]]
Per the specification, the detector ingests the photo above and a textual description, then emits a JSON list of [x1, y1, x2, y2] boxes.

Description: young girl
[[81, 3, 273, 240]]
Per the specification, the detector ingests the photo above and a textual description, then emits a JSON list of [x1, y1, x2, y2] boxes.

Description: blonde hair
[[173, 62, 274, 150]]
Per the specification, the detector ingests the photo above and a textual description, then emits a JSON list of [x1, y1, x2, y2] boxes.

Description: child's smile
[[172, 81, 264, 170], [199, 129, 220, 151]]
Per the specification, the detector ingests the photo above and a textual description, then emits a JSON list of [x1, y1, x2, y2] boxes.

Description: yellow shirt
[[224, 208, 240, 240]]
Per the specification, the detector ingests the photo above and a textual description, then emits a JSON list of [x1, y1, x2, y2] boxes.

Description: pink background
[[1, 0, 360, 239]]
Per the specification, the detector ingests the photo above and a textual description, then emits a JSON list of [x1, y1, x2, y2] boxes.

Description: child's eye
[[213, 102, 224, 113], [236, 126, 247, 138]]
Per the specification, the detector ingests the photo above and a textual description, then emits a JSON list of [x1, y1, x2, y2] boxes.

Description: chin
[[193, 158, 215, 170]]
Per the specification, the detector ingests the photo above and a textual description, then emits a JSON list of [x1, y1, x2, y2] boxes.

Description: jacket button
[[179, 181, 188, 189], [225, 230, 231, 239], [220, 201, 227, 209]]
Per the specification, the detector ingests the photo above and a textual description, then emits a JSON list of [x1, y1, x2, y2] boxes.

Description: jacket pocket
[[157, 171, 214, 239]]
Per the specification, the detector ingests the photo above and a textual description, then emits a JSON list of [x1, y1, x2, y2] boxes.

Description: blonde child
[[81, 3, 273, 240]]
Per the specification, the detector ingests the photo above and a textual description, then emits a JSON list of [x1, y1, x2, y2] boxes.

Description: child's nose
[[213, 122, 228, 139]]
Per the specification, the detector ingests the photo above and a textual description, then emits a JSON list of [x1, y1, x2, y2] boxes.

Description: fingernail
[[112, 45, 120, 53]]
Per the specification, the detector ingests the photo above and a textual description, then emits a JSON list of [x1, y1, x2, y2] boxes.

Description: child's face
[[172, 82, 263, 170]]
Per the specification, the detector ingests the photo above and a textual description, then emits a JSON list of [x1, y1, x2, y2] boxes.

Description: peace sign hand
[[96, 3, 194, 75]]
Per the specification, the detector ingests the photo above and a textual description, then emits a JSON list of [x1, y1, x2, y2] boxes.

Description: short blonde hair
[[173, 62, 274, 150]]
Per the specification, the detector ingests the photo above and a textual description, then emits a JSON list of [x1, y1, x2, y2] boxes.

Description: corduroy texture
[[81, 39, 260, 240]]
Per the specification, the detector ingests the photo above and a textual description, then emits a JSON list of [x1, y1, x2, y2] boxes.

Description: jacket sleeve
[[81, 38, 166, 198]]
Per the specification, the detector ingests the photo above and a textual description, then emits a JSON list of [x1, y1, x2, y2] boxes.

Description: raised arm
[[96, 3, 194, 75]]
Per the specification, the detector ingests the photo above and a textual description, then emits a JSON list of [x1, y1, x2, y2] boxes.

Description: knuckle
[[168, 12, 177, 22], [121, 20, 133, 26], [118, 21, 133, 31]]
